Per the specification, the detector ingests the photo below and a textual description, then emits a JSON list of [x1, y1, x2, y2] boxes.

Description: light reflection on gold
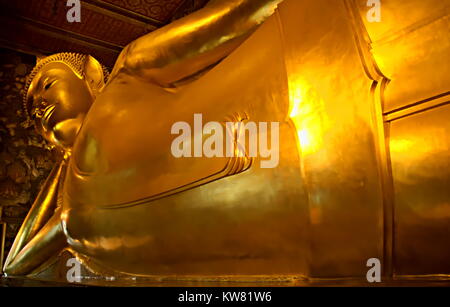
[[288, 77, 329, 158], [390, 133, 449, 163], [389, 103, 450, 275]]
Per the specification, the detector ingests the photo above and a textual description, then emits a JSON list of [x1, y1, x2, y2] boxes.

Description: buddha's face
[[27, 62, 94, 150]]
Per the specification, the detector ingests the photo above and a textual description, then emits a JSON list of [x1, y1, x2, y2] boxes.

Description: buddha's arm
[[3, 161, 66, 272], [3, 208, 66, 276], [109, 0, 284, 86]]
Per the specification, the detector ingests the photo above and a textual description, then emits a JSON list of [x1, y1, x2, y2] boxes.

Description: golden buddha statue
[[4, 0, 450, 283], [4, 0, 292, 278]]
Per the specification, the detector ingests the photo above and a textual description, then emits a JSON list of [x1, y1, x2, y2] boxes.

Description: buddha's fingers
[[3, 209, 67, 276], [4, 161, 65, 269]]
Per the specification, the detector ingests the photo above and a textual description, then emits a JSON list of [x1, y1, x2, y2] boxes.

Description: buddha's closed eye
[[44, 80, 57, 90]]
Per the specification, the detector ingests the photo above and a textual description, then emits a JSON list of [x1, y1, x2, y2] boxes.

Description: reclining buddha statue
[[7, 0, 448, 282], [4, 0, 298, 278]]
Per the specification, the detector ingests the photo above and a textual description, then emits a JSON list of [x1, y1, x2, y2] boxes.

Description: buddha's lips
[[42, 104, 56, 127]]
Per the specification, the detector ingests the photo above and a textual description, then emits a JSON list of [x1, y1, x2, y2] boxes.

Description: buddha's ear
[[83, 55, 106, 90]]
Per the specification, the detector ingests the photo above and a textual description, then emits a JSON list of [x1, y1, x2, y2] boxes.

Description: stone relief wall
[[0, 48, 56, 265]]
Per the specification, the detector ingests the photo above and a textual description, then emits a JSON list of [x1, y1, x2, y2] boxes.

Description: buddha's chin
[[48, 118, 84, 151]]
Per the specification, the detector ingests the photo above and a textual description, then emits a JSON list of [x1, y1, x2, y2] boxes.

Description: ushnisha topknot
[[22, 52, 109, 121]]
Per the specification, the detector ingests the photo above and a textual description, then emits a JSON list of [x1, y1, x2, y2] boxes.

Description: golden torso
[[62, 13, 306, 276]]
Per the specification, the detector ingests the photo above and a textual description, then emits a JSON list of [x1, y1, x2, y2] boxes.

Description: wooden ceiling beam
[[81, 0, 166, 28], [6, 14, 123, 53]]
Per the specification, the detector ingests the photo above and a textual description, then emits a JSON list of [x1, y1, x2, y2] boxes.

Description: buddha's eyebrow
[[38, 77, 50, 90]]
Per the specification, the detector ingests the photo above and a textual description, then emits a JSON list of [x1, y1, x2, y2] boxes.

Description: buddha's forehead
[[28, 62, 81, 96], [34, 62, 78, 83]]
